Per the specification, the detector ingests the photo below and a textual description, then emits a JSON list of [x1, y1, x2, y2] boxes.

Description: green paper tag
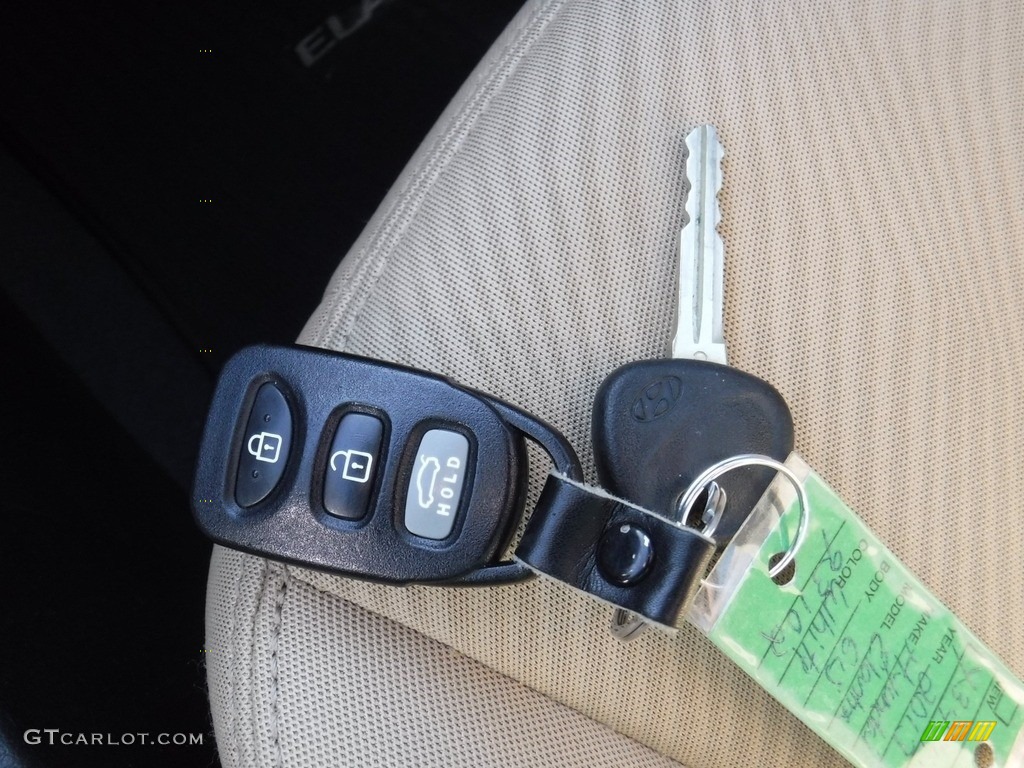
[[688, 454, 1024, 768]]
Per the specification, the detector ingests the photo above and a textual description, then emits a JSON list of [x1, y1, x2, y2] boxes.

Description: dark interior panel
[[0, 2, 524, 765]]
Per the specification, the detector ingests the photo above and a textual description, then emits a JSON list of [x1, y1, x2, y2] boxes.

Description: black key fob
[[592, 358, 794, 541], [192, 344, 580, 586]]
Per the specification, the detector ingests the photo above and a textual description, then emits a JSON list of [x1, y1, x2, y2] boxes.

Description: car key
[[593, 125, 794, 542], [192, 344, 582, 586]]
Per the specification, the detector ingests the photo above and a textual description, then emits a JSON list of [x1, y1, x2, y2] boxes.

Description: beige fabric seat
[[205, 1, 1024, 765]]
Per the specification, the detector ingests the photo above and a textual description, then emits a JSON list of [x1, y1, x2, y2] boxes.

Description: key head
[[592, 358, 794, 541]]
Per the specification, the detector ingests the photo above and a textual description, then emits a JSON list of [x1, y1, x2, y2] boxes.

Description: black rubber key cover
[[592, 358, 794, 541]]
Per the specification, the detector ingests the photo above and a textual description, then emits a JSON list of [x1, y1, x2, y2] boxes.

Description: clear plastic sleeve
[[688, 454, 1024, 768]]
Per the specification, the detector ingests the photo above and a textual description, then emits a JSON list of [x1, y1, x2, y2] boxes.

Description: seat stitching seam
[[248, 557, 270, 768], [228, 552, 244, 768], [268, 563, 289, 768], [311, 0, 565, 351]]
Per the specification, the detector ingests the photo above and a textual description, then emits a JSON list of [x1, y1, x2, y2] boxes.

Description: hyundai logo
[[630, 376, 683, 422]]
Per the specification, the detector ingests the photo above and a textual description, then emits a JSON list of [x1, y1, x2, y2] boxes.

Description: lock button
[[235, 382, 292, 507]]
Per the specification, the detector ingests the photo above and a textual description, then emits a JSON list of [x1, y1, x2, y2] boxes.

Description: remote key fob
[[192, 344, 580, 586]]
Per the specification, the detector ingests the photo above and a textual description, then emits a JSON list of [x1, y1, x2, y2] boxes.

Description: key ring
[[676, 453, 810, 579], [610, 454, 810, 641]]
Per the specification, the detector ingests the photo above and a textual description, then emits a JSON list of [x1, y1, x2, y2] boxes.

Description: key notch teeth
[[674, 124, 728, 365]]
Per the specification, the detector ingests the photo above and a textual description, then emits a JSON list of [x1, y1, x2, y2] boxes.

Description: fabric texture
[[206, 0, 1024, 765], [205, 546, 681, 767]]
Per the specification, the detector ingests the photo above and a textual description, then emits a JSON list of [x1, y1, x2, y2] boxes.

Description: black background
[[0, 1, 524, 765]]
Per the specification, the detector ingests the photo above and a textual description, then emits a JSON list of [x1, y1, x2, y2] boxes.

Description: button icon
[[415, 456, 442, 508], [248, 431, 284, 463], [330, 449, 374, 483]]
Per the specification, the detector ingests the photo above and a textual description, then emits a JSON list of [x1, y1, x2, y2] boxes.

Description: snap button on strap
[[514, 473, 716, 630]]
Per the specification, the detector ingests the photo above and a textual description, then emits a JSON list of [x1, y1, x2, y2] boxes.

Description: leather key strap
[[515, 474, 716, 629]]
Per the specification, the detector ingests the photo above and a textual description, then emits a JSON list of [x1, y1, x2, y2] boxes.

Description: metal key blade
[[672, 124, 728, 364]]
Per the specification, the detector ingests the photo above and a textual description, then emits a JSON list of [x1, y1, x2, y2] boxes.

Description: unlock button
[[323, 413, 384, 520]]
